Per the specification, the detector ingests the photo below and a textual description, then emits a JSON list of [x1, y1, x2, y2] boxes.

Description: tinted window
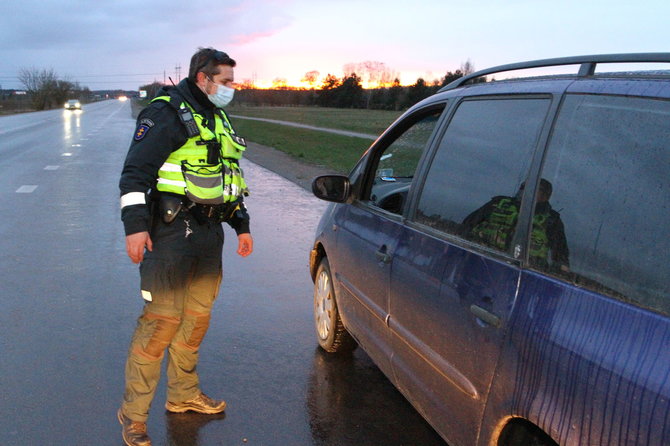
[[415, 98, 550, 254], [534, 94, 670, 314], [368, 108, 443, 214]]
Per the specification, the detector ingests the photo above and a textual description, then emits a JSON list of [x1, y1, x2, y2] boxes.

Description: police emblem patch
[[134, 124, 150, 140], [134, 118, 154, 141]]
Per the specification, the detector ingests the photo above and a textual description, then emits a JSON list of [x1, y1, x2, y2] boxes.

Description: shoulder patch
[[134, 123, 152, 141], [140, 118, 155, 128]]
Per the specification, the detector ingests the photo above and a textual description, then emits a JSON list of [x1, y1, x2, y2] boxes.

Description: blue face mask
[[207, 78, 235, 108]]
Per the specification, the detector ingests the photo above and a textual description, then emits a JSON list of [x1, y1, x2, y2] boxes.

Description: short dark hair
[[539, 178, 553, 198], [188, 47, 236, 81]]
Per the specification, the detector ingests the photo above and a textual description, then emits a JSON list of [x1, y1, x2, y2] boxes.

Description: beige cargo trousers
[[121, 213, 224, 422]]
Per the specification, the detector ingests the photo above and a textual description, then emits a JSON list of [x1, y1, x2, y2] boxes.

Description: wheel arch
[[486, 416, 558, 446], [309, 242, 327, 281]]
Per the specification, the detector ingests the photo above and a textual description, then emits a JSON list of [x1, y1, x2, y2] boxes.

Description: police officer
[[117, 47, 253, 446], [462, 179, 569, 271]]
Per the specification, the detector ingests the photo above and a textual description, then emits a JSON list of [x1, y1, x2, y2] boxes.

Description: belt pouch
[[159, 195, 183, 224]]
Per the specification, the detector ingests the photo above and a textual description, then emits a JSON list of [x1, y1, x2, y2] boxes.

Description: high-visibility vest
[[152, 95, 248, 204], [471, 197, 519, 250], [471, 197, 552, 261]]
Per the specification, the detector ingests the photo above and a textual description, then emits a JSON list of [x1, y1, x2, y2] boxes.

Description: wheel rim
[[315, 269, 334, 340]]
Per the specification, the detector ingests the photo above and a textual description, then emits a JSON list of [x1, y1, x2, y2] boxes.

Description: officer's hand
[[126, 231, 153, 264], [237, 233, 253, 257]]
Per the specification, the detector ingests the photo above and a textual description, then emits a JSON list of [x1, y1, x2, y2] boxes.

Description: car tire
[[314, 258, 357, 353]]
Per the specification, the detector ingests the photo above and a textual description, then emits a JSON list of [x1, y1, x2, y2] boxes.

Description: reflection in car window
[[415, 98, 550, 255], [535, 94, 670, 314], [368, 108, 443, 214]]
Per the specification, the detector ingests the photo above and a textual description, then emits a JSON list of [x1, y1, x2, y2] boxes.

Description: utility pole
[[175, 64, 181, 82]]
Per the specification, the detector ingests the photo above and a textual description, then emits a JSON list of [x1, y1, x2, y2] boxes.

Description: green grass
[[228, 105, 402, 136], [233, 119, 372, 173]]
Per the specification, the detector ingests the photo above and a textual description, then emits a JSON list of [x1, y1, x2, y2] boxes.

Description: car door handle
[[375, 249, 392, 264], [470, 304, 501, 328]]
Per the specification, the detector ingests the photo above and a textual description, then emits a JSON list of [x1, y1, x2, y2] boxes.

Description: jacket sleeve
[[119, 102, 187, 235], [226, 199, 251, 235]]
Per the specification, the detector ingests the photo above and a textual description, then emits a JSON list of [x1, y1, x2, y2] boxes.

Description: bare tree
[[301, 70, 320, 89], [272, 78, 288, 90], [18, 67, 71, 110], [343, 61, 399, 88], [460, 59, 475, 76]]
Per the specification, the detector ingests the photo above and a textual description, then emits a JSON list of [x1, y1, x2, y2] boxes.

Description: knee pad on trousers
[[175, 310, 211, 351], [133, 313, 181, 361]]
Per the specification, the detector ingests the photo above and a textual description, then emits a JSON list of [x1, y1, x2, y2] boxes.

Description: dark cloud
[[0, 0, 292, 89]]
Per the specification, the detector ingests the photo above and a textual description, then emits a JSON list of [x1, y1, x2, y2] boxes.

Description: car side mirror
[[311, 175, 351, 203]]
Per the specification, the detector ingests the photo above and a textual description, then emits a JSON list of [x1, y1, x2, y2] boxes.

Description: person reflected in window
[[462, 179, 569, 272]]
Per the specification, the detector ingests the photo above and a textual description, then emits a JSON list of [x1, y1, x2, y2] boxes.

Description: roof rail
[[438, 53, 670, 92]]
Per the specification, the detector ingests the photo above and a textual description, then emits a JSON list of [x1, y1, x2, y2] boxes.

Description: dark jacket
[[119, 78, 250, 236]]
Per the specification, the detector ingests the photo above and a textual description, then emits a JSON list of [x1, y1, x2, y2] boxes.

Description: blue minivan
[[309, 54, 670, 446]]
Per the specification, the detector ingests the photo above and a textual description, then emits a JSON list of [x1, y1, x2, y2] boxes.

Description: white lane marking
[[72, 144, 82, 147], [16, 185, 38, 193], [44, 165, 60, 170], [62, 153, 73, 157]]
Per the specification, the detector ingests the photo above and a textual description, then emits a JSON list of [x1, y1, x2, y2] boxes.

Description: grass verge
[[233, 119, 372, 174], [228, 105, 402, 136]]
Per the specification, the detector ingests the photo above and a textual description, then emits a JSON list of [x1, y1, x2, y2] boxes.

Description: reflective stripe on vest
[[151, 95, 248, 203]]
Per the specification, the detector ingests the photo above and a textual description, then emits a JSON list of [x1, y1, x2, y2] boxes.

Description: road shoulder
[[244, 141, 341, 191]]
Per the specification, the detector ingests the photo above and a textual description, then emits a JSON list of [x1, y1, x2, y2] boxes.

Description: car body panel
[[329, 203, 402, 377], [311, 56, 670, 446], [480, 271, 670, 445], [389, 226, 520, 446]]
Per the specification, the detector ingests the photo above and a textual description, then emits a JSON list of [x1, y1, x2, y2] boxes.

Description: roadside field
[[233, 119, 372, 174], [229, 106, 403, 173], [228, 105, 403, 135]]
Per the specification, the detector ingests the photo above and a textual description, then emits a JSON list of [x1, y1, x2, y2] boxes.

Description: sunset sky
[[0, 0, 668, 91]]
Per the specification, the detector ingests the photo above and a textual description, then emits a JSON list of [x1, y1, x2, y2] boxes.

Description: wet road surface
[[0, 101, 447, 445]]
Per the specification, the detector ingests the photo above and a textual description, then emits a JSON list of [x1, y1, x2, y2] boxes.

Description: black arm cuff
[[122, 204, 151, 235], [227, 205, 251, 235]]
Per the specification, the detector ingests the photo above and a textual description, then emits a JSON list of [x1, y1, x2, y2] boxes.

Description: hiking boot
[[117, 408, 152, 446], [165, 392, 227, 414]]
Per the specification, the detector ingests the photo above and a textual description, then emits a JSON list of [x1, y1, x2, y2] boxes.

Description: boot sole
[[165, 401, 226, 414]]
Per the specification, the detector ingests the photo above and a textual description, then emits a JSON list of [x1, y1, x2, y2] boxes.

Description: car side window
[[415, 98, 550, 255], [367, 108, 444, 214], [533, 94, 670, 315]]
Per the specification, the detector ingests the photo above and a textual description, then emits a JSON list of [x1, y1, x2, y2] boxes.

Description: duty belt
[[187, 200, 239, 224], [190, 203, 219, 218], [157, 194, 238, 225]]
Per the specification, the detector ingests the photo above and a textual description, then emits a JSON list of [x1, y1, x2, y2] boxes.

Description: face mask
[[207, 80, 235, 108]]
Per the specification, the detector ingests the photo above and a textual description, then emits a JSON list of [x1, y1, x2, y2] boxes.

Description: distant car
[[310, 54, 670, 446], [64, 99, 81, 110]]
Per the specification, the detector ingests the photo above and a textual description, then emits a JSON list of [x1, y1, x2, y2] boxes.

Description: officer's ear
[[195, 72, 208, 89]]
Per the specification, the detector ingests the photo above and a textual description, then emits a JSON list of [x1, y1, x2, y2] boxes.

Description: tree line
[[234, 68, 477, 110], [18, 67, 92, 110], [138, 61, 478, 111]]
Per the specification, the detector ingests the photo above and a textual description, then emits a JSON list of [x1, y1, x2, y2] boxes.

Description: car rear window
[[533, 94, 670, 314]]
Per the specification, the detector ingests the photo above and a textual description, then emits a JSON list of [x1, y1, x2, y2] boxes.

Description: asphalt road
[[0, 100, 446, 446]]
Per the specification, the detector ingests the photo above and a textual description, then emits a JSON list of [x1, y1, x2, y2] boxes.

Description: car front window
[[367, 107, 444, 215]]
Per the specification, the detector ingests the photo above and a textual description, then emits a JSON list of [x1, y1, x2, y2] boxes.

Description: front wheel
[[314, 258, 357, 353]]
